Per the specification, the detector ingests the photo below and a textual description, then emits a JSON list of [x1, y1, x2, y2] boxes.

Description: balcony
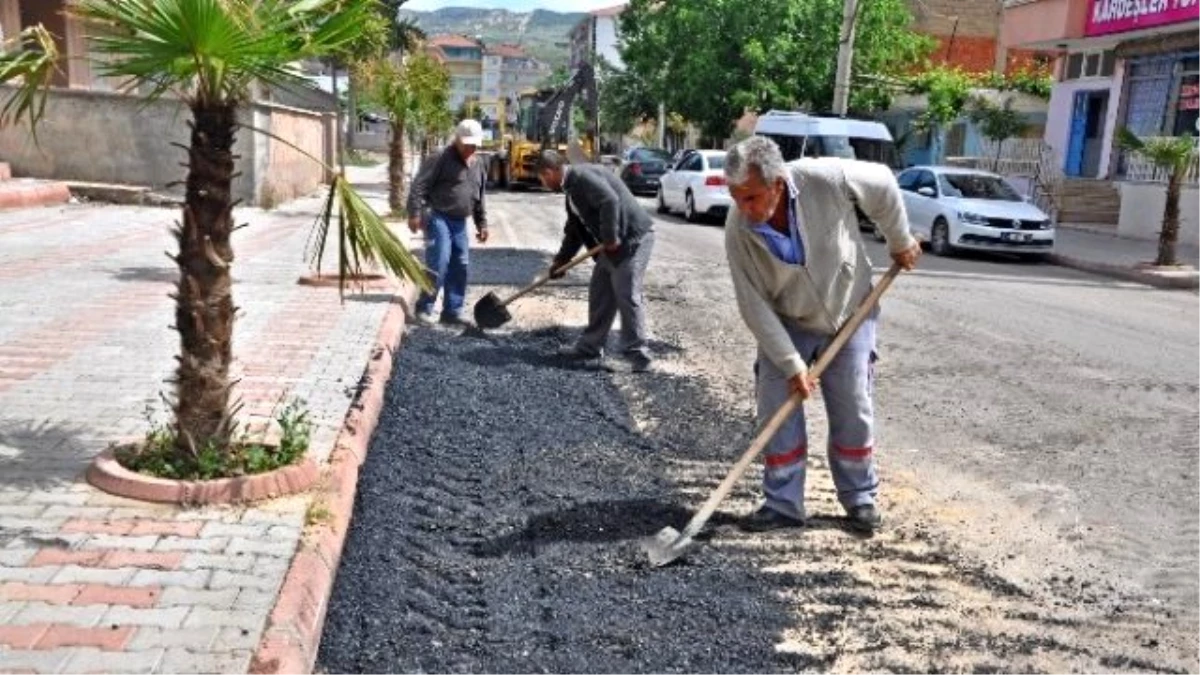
[[1002, 0, 1089, 49]]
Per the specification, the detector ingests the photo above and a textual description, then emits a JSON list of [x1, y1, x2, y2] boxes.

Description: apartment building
[[569, 4, 625, 71], [427, 34, 550, 130]]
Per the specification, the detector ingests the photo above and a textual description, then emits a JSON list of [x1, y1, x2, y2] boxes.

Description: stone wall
[[0, 86, 336, 206]]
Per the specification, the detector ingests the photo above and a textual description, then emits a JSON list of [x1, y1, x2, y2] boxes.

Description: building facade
[[1003, 0, 1199, 179], [426, 34, 549, 132], [569, 4, 625, 71]]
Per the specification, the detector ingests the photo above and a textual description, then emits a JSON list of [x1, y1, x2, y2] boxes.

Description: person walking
[[722, 135, 921, 533], [407, 119, 489, 325], [536, 150, 656, 372]]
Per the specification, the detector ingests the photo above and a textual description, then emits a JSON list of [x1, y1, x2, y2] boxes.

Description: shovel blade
[[642, 526, 695, 567], [473, 292, 512, 329]]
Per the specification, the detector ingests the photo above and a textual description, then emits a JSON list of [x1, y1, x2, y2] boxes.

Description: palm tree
[[0, 25, 58, 132], [0, 0, 428, 471], [1116, 129, 1200, 267]]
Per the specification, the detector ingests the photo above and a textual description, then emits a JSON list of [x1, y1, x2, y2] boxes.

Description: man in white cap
[[407, 118, 490, 325]]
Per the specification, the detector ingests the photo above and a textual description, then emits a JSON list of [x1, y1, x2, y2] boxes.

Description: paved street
[[318, 188, 1199, 672]]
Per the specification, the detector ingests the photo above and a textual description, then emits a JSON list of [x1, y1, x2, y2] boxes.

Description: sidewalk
[[0, 163, 412, 673], [1050, 224, 1200, 289]]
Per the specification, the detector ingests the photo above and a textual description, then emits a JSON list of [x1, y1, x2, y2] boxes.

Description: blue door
[[1065, 91, 1089, 177]]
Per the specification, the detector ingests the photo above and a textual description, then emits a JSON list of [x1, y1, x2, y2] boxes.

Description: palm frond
[[0, 25, 60, 133], [73, 0, 374, 105], [314, 176, 432, 298]]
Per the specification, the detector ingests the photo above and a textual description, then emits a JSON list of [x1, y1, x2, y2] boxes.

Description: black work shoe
[[606, 354, 653, 374], [846, 504, 882, 533], [557, 344, 601, 359], [440, 314, 469, 326], [739, 506, 805, 533]]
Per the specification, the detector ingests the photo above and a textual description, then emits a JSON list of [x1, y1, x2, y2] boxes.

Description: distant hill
[[400, 7, 583, 70]]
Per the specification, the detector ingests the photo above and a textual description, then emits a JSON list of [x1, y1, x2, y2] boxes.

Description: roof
[[428, 34, 481, 49], [591, 3, 627, 17], [486, 44, 526, 58], [423, 44, 448, 63]]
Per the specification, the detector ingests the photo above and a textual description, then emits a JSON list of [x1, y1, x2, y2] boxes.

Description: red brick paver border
[[249, 282, 417, 674]]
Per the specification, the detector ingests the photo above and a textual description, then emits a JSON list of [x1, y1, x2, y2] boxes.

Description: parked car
[[619, 147, 673, 196], [657, 149, 730, 222], [895, 166, 1055, 258]]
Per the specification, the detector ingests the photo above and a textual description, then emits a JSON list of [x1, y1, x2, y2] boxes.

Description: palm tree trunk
[[388, 118, 406, 214], [1156, 171, 1182, 267], [173, 102, 238, 460]]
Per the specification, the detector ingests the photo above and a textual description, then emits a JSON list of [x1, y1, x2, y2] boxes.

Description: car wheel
[[685, 191, 699, 223], [930, 218, 953, 256], [656, 189, 669, 214]]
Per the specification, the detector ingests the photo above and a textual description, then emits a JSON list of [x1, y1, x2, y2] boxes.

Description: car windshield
[[939, 173, 1022, 201], [705, 154, 726, 169]]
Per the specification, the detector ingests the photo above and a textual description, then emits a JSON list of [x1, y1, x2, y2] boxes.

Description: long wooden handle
[[500, 244, 606, 307], [677, 262, 903, 541]]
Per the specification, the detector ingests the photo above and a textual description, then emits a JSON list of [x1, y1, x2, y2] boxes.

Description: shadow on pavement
[[0, 418, 95, 490]]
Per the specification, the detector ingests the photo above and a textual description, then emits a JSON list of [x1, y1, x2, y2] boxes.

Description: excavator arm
[[535, 61, 598, 160]]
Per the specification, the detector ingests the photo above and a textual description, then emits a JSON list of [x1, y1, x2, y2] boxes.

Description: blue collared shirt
[[751, 178, 804, 265]]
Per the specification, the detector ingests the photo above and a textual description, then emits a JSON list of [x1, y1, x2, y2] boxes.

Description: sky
[[402, 0, 622, 11]]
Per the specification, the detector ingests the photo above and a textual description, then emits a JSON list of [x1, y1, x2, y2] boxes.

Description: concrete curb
[[1048, 253, 1200, 290], [249, 281, 417, 674]]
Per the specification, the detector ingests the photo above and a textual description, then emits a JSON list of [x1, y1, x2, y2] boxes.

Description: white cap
[[455, 119, 484, 145]]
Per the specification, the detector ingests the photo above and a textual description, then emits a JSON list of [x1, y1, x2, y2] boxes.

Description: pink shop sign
[[1086, 0, 1199, 36]]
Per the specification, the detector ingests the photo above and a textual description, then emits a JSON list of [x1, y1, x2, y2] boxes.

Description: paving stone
[[27, 492, 90, 506], [179, 553, 257, 572], [199, 522, 268, 539], [208, 570, 283, 592], [153, 536, 228, 553], [80, 534, 160, 551], [129, 569, 210, 589], [232, 588, 277, 613], [158, 586, 238, 609], [0, 566, 60, 584], [102, 605, 191, 630], [39, 505, 114, 520], [214, 624, 262, 651], [183, 606, 267, 632], [224, 537, 297, 558], [0, 548, 37, 566], [126, 625, 220, 651], [51, 565, 136, 586], [62, 647, 164, 674], [12, 602, 106, 626], [158, 647, 252, 674], [0, 648, 72, 674]]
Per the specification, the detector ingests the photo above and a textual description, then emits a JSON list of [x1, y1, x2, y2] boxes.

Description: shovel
[[473, 243, 606, 329], [642, 262, 904, 567]]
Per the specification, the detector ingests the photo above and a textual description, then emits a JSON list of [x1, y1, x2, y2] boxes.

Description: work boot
[[846, 504, 882, 533], [440, 313, 469, 327], [606, 353, 653, 374], [739, 506, 805, 533], [557, 343, 601, 359], [414, 310, 436, 326]]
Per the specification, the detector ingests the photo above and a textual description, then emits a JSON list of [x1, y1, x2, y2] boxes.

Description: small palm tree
[[0, 25, 58, 132], [1116, 128, 1200, 267], [1, 0, 429, 472]]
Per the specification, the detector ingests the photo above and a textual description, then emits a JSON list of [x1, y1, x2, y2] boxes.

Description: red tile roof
[[486, 44, 527, 58], [429, 34, 481, 48], [591, 3, 626, 17]]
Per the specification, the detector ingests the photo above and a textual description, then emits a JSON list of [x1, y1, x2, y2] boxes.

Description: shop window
[[1064, 49, 1116, 81]]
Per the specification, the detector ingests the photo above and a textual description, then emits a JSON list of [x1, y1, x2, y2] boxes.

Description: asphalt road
[[317, 187, 1199, 673]]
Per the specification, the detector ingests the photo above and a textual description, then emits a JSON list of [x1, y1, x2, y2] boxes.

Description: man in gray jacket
[[406, 119, 489, 326], [723, 135, 921, 534], [537, 150, 656, 372]]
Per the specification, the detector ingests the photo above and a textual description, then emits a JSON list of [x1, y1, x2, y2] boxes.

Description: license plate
[[1003, 232, 1031, 242]]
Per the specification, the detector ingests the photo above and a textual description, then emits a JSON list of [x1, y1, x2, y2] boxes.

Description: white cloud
[[403, 0, 623, 12]]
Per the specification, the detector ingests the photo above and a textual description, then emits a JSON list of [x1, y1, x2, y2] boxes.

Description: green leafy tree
[[363, 50, 451, 212], [4, 0, 429, 474], [619, 0, 934, 141], [596, 58, 658, 139], [967, 95, 1028, 170], [1116, 129, 1199, 267]]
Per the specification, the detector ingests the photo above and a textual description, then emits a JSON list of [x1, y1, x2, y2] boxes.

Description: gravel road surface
[[317, 189, 1198, 673]]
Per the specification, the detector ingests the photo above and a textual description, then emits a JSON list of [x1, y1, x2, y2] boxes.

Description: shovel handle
[[500, 244, 606, 307], [677, 262, 903, 542]]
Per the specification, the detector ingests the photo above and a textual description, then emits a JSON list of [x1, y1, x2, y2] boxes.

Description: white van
[[753, 110, 901, 169]]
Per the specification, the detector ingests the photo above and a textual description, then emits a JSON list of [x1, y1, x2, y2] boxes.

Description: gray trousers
[[576, 231, 655, 359]]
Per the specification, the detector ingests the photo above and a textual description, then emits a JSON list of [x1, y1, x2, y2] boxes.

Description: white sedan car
[[896, 166, 1055, 258], [656, 150, 732, 222]]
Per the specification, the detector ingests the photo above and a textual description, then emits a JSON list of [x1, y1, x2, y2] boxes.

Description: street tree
[[967, 95, 1028, 171], [618, 0, 933, 141], [1116, 129, 1199, 267], [3, 0, 429, 478], [363, 51, 451, 213]]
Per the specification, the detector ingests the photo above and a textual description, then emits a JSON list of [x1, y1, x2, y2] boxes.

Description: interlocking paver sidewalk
[[1051, 224, 1200, 289], [0, 163, 408, 674]]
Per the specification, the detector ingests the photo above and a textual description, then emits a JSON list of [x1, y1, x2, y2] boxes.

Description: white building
[[569, 4, 626, 71]]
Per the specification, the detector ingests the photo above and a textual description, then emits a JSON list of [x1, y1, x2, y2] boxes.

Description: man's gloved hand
[[548, 261, 567, 279], [407, 215, 421, 234], [476, 228, 489, 244]]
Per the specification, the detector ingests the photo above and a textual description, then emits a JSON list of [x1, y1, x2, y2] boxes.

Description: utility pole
[[831, 0, 859, 117], [657, 102, 666, 148]]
